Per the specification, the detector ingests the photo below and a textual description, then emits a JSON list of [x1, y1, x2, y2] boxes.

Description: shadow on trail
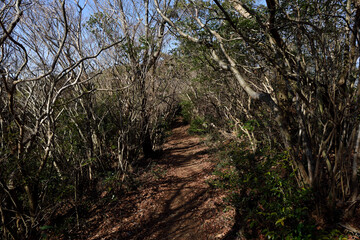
[[78, 119, 233, 240], [156, 150, 209, 168], [162, 142, 200, 152], [170, 118, 188, 128], [106, 173, 217, 239], [108, 122, 217, 239], [122, 187, 210, 239]]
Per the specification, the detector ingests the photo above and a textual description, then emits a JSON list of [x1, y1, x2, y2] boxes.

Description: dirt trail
[[82, 120, 235, 239]]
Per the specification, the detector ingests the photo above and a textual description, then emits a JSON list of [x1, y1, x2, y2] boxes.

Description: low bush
[[212, 142, 346, 240], [180, 100, 194, 124], [189, 116, 208, 135]]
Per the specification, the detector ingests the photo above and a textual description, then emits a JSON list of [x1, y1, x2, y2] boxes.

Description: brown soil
[[70, 119, 235, 239]]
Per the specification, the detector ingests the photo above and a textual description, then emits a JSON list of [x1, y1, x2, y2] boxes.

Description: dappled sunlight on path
[[80, 119, 235, 239]]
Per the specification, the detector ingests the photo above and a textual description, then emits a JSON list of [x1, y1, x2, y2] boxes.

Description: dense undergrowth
[[212, 143, 347, 240]]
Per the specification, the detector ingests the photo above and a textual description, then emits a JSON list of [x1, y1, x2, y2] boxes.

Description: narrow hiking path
[[81, 119, 235, 239]]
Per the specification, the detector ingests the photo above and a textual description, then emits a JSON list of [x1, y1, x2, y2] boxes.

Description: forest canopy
[[0, 0, 359, 239]]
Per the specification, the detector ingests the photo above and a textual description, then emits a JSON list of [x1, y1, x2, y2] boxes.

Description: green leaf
[[275, 217, 286, 226], [40, 225, 53, 230]]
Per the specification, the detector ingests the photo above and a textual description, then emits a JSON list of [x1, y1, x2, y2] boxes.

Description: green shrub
[[212, 142, 345, 239], [180, 100, 194, 123], [189, 116, 208, 134]]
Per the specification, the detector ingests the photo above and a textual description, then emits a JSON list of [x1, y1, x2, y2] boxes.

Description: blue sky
[[256, 0, 266, 5]]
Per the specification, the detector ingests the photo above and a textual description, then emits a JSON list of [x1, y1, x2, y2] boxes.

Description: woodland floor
[[58, 119, 236, 239]]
